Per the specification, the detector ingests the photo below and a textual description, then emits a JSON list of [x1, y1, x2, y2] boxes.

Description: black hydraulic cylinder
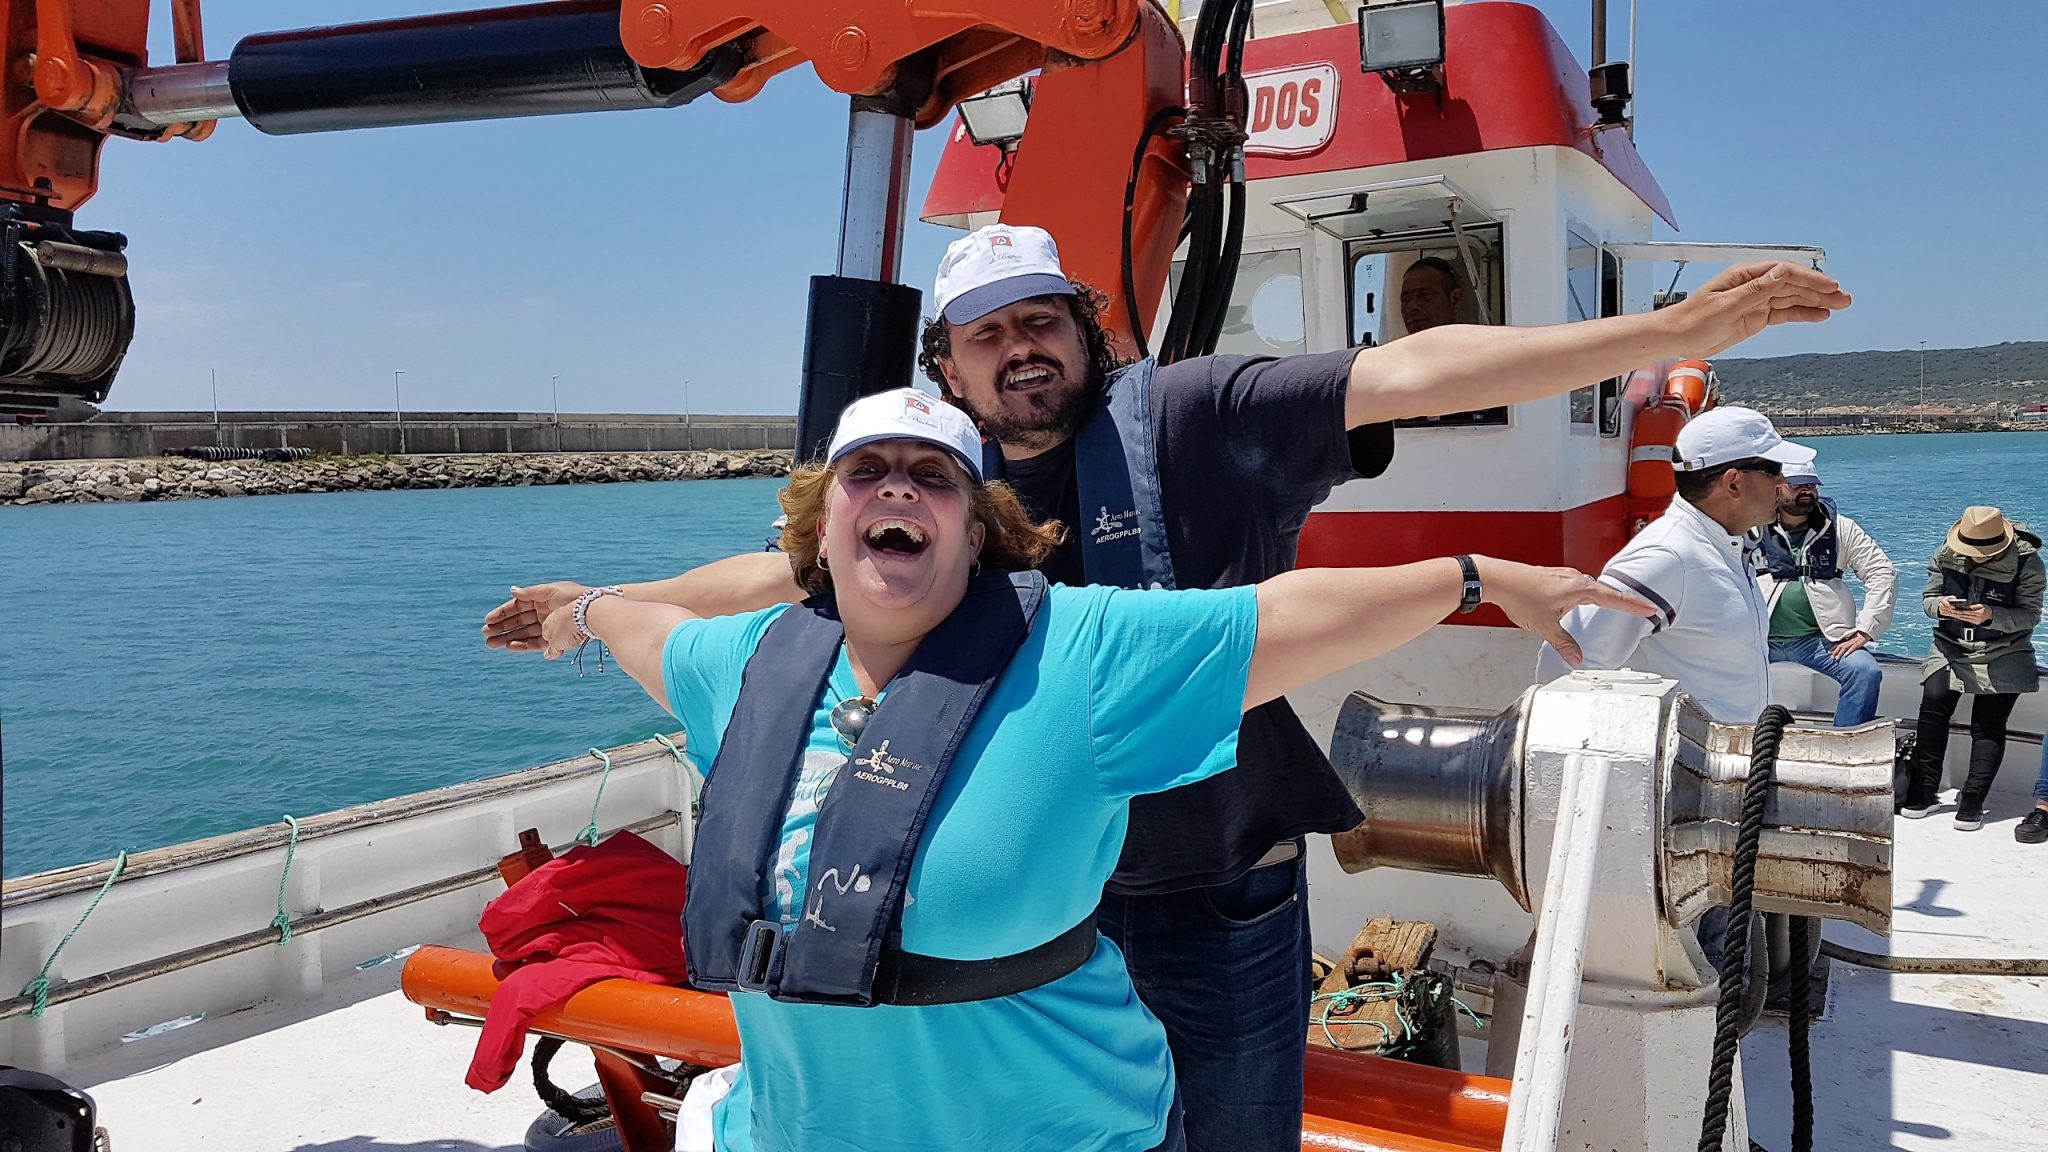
[[227, 0, 744, 135], [796, 276, 925, 465]]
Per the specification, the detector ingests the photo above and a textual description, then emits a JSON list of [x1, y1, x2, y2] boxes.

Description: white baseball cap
[[932, 223, 1075, 325], [826, 388, 985, 483], [1784, 460, 1822, 486], [1672, 406, 1816, 473]]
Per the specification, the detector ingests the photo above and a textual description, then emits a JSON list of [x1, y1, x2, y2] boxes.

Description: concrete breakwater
[[0, 450, 791, 506]]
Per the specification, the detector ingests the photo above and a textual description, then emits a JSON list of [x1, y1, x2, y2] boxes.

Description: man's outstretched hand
[[1668, 262, 1852, 358]]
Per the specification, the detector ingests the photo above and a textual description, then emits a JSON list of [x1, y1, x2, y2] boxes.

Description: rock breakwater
[[0, 450, 791, 506]]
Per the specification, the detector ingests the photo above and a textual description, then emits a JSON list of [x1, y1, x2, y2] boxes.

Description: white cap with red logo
[[932, 223, 1075, 325], [826, 388, 985, 482]]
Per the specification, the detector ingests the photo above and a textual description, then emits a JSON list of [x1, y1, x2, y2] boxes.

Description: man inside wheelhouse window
[[1395, 255, 1506, 425], [1399, 256, 1464, 334]]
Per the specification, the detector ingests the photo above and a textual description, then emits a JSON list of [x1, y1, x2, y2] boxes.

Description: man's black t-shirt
[[998, 349, 1395, 894]]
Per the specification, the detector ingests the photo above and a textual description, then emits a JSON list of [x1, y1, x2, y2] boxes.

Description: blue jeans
[[1099, 847, 1310, 1152], [1769, 635, 1883, 727]]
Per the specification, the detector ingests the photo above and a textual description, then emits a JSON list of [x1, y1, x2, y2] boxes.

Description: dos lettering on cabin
[[1245, 64, 1339, 157]]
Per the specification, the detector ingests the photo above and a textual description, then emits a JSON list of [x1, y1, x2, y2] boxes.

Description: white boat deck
[[85, 929, 598, 1152], [77, 795, 2048, 1152], [1740, 788, 2048, 1152]]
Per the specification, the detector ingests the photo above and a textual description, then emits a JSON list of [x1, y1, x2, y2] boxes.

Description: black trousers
[[1907, 676, 2021, 809]]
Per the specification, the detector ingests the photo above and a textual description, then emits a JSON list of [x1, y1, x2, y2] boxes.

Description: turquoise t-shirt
[[661, 582, 1260, 1152]]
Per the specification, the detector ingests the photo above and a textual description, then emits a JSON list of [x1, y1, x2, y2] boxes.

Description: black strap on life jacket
[[982, 361, 1177, 590]]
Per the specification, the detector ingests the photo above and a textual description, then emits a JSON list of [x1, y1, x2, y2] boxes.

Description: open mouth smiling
[[862, 517, 929, 557]]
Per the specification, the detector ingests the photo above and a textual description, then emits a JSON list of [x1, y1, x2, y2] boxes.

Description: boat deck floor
[[85, 794, 2048, 1151]]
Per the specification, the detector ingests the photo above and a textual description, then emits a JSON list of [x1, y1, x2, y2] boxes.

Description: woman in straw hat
[[1900, 505, 2044, 830]]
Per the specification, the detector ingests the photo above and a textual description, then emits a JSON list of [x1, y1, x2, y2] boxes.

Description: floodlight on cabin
[[957, 78, 1032, 151], [1358, 0, 1446, 95]]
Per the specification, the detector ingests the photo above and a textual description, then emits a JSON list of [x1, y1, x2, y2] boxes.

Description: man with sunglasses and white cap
[[1536, 405, 1815, 724], [488, 227, 1849, 1152], [1757, 458, 1896, 728]]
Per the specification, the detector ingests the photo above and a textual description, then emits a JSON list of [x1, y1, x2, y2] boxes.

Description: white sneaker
[[1953, 805, 1984, 831], [1898, 804, 1937, 819]]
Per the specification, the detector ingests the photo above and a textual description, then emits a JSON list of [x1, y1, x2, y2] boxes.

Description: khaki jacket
[[1921, 528, 2043, 694]]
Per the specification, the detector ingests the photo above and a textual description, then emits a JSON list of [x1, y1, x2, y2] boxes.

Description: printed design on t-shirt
[[1090, 505, 1141, 546], [772, 748, 847, 924]]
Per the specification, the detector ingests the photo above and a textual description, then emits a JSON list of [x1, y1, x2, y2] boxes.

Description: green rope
[[20, 850, 128, 1019], [271, 815, 302, 945], [578, 748, 614, 847], [652, 733, 700, 820]]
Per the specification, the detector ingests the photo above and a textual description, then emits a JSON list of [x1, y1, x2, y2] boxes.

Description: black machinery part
[[794, 276, 923, 465], [0, 205, 135, 418], [228, 0, 747, 135]]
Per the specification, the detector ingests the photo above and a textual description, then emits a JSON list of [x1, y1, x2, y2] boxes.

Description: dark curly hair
[[915, 279, 1132, 398]]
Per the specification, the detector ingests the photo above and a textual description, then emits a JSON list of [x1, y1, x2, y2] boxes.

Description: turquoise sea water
[[3, 431, 2044, 878]]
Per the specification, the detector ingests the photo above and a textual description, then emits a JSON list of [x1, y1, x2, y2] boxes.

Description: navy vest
[[983, 360, 1177, 590], [686, 570, 1084, 1007], [1761, 498, 1843, 582]]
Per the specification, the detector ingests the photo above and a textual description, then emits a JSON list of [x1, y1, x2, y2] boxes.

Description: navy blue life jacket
[[684, 569, 1095, 1007], [1761, 498, 1843, 582], [982, 360, 1177, 590]]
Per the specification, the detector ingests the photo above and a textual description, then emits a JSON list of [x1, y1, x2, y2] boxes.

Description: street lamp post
[[1918, 340, 1927, 413], [394, 369, 406, 454], [210, 368, 221, 444], [682, 376, 693, 443], [550, 374, 561, 453]]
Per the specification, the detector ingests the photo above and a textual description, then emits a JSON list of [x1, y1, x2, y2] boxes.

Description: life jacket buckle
[[737, 919, 785, 994]]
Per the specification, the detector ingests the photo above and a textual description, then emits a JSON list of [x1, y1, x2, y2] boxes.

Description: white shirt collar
[[1671, 496, 1751, 560]]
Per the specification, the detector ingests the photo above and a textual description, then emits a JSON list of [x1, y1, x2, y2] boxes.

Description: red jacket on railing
[[467, 830, 691, 1092]]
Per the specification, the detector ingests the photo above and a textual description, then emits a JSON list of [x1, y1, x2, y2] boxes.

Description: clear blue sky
[[101, 0, 2045, 414]]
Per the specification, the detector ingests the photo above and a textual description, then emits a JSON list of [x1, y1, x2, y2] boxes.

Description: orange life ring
[[1625, 394, 1690, 536], [1664, 359, 1715, 414]]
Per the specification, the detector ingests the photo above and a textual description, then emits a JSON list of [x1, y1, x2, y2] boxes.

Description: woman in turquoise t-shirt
[[547, 389, 1647, 1152]]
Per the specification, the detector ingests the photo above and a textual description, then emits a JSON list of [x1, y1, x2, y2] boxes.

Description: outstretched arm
[[484, 551, 803, 652], [1245, 557, 1653, 710], [541, 594, 701, 712], [1344, 262, 1851, 426]]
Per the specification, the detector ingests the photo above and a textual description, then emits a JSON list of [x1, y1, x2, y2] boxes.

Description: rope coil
[[1697, 705, 1812, 1152], [19, 850, 128, 1019]]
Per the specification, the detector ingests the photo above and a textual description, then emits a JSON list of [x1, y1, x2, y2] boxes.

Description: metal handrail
[[0, 811, 682, 1022]]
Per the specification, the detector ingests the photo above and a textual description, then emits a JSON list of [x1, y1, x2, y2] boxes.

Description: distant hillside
[[1715, 341, 2048, 413]]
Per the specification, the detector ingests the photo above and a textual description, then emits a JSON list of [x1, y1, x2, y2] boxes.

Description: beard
[[952, 358, 1098, 451]]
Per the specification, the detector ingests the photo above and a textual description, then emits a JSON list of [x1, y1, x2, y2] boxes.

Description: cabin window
[[1345, 226, 1508, 427], [1166, 247, 1307, 357], [1567, 230, 1625, 434]]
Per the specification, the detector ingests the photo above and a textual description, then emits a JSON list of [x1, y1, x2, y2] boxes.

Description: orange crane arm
[[0, 0, 1191, 408]]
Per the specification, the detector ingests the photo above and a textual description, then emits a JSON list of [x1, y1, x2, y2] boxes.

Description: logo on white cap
[[826, 388, 985, 483], [932, 224, 1076, 326]]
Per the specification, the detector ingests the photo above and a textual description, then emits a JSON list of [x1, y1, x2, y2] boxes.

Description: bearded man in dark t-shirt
[[486, 224, 1849, 1152]]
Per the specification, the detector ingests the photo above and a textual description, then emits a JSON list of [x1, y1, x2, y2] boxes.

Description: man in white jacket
[[1537, 406, 1811, 722], [1755, 461, 1896, 726]]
